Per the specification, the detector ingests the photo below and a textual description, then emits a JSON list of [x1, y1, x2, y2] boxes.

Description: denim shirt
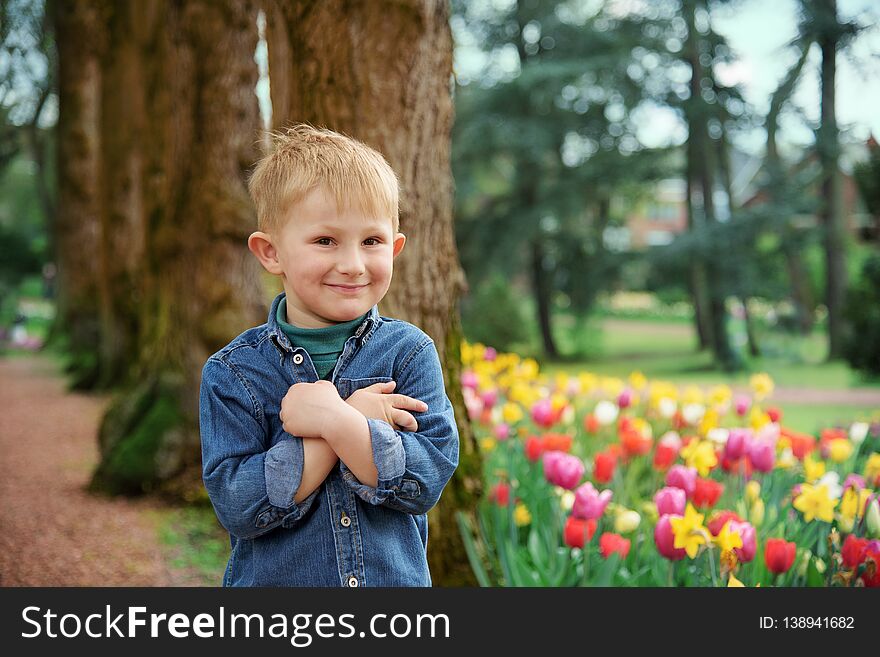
[[199, 293, 460, 587]]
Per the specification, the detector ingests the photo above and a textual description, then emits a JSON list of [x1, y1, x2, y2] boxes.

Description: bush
[[843, 254, 880, 377], [460, 274, 531, 352]]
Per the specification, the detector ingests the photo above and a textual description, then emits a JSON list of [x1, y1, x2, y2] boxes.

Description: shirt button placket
[[340, 512, 351, 528]]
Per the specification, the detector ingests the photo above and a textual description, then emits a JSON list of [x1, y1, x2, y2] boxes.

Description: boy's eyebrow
[[309, 223, 390, 233]]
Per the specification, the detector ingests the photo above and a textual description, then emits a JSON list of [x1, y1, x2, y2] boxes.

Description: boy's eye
[[363, 238, 381, 246], [315, 238, 334, 245]]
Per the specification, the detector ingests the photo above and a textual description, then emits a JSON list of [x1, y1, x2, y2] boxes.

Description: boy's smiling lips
[[325, 283, 368, 294]]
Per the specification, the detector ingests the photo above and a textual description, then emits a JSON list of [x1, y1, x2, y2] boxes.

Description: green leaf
[[455, 511, 492, 587]]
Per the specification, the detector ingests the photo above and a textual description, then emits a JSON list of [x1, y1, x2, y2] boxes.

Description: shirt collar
[[268, 292, 379, 353]]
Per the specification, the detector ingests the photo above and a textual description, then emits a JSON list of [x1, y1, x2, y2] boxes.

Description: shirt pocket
[[335, 376, 393, 400]]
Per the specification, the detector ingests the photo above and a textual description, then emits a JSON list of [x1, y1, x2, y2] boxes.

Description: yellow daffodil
[[670, 503, 710, 559], [804, 455, 825, 483], [793, 483, 838, 523], [714, 522, 744, 553], [749, 372, 774, 401], [828, 440, 853, 463], [698, 408, 720, 437], [728, 573, 745, 587], [514, 503, 531, 527], [838, 487, 872, 524], [748, 407, 772, 431], [680, 439, 718, 477]]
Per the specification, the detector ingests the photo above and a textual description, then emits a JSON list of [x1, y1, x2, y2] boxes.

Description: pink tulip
[[659, 431, 682, 452], [543, 451, 584, 490], [748, 440, 775, 473], [728, 520, 757, 563], [734, 395, 751, 417], [461, 370, 479, 390], [654, 487, 687, 516], [484, 347, 497, 361], [665, 465, 697, 499], [844, 474, 866, 491], [617, 389, 633, 409], [531, 399, 555, 428], [654, 514, 687, 561], [481, 389, 498, 408], [493, 423, 511, 441], [723, 428, 752, 461], [572, 481, 613, 520]]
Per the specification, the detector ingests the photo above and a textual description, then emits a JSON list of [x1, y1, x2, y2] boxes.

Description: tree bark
[[54, 0, 106, 389], [531, 237, 559, 358], [265, 0, 480, 586], [817, 0, 848, 359], [90, 0, 265, 494]]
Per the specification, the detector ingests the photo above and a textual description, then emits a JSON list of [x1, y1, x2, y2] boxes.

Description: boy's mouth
[[326, 283, 368, 294]]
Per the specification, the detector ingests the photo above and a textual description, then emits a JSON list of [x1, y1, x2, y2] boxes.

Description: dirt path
[[0, 354, 194, 586]]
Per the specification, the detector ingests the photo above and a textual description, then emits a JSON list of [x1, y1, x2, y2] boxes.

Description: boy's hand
[[345, 381, 428, 432], [279, 381, 347, 438]]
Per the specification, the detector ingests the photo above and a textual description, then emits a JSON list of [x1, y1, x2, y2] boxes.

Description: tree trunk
[[817, 0, 848, 359], [54, 0, 106, 389], [90, 0, 265, 495], [531, 237, 559, 358], [265, 0, 480, 586]]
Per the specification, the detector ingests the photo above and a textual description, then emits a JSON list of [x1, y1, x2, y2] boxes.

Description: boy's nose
[[335, 246, 366, 276]]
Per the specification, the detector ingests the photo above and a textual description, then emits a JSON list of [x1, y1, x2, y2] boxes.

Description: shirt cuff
[[257, 438, 319, 529], [339, 418, 407, 505]]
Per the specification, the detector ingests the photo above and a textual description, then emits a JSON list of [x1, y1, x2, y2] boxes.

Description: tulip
[[583, 413, 600, 433], [707, 510, 742, 536], [599, 532, 631, 560], [692, 477, 724, 509], [734, 395, 750, 416], [654, 487, 687, 516], [665, 465, 697, 498], [543, 451, 584, 490], [524, 436, 543, 462], [764, 538, 797, 574], [572, 481, 612, 520], [653, 444, 677, 471], [729, 521, 757, 563], [481, 388, 498, 408], [493, 423, 510, 441], [766, 407, 782, 423], [488, 482, 510, 507], [747, 440, 775, 473], [843, 474, 866, 491], [828, 439, 853, 463], [594, 400, 619, 426], [745, 480, 761, 503], [723, 428, 751, 461], [593, 450, 617, 484], [866, 497, 880, 539], [654, 514, 687, 561], [614, 510, 641, 534], [530, 399, 553, 427], [484, 347, 497, 361], [841, 534, 868, 569], [850, 422, 869, 445], [862, 542, 880, 587], [563, 516, 597, 549], [749, 498, 765, 527]]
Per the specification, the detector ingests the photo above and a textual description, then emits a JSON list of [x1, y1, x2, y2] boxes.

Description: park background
[[1, 0, 879, 587]]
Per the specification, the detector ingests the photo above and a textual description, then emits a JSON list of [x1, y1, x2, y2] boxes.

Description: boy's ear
[[392, 232, 406, 258], [248, 231, 284, 275]]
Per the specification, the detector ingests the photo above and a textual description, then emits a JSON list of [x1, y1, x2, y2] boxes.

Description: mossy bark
[[266, 0, 482, 585]]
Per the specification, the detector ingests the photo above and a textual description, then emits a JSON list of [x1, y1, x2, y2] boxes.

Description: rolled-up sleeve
[[199, 358, 318, 539], [340, 339, 460, 515]]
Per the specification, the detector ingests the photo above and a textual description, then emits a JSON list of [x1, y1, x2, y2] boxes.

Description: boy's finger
[[392, 409, 418, 432], [391, 394, 428, 412]]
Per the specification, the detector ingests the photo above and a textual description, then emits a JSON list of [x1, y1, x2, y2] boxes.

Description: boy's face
[[250, 186, 406, 329]]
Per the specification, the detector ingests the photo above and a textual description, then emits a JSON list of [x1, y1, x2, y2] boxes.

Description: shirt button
[[292, 353, 304, 365], [347, 576, 359, 588], [340, 515, 351, 527]]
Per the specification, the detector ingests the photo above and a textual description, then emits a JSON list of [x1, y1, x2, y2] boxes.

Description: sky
[[453, 0, 880, 157]]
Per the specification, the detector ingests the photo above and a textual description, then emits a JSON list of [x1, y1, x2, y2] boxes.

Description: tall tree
[[54, 0, 104, 388], [264, 0, 480, 586], [83, 1, 266, 494]]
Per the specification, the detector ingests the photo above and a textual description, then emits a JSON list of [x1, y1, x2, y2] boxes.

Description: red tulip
[[653, 444, 677, 471], [621, 427, 652, 457], [841, 534, 869, 569], [584, 413, 600, 433], [488, 482, 510, 507], [766, 407, 782, 423], [862, 542, 880, 588], [764, 538, 797, 574], [525, 436, 543, 462], [564, 516, 597, 549], [729, 521, 757, 563], [707, 510, 743, 536], [599, 532, 631, 560], [692, 477, 724, 509], [543, 432, 573, 453], [654, 514, 687, 561], [593, 450, 617, 484]]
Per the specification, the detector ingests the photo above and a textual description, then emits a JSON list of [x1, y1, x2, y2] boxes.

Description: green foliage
[[461, 274, 532, 353], [843, 254, 880, 377], [157, 507, 229, 586]]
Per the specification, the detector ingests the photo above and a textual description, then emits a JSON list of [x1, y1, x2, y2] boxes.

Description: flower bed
[[457, 341, 880, 587]]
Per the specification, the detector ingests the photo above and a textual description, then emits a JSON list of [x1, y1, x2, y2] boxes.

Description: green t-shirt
[[276, 299, 369, 380]]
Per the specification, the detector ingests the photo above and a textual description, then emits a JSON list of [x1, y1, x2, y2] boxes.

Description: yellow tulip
[[828, 440, 853, 463]]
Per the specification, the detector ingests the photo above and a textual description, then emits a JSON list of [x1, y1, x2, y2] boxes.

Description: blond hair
[[248, 124, 400, 233]]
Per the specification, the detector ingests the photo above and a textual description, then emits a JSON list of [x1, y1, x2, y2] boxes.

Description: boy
[[199, 124, 460, 587]]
